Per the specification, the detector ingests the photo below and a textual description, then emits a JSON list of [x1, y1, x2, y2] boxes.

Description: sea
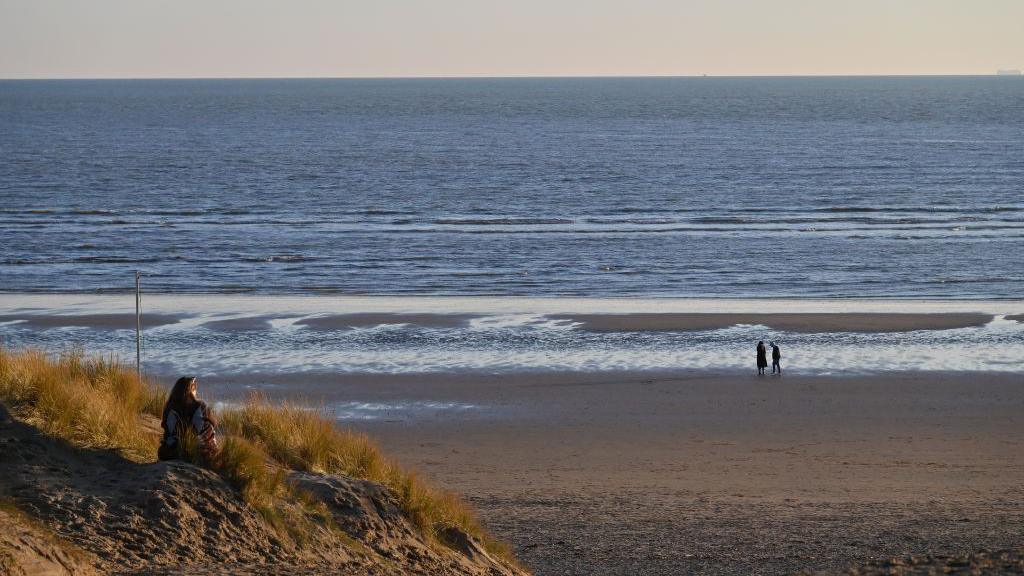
[[1, 77, 1023, 396]]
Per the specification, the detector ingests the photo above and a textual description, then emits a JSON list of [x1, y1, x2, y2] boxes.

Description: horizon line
[[0, 72, 1018, 81]]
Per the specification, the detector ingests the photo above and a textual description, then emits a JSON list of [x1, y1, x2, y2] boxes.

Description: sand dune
[[0, 403, 524, 575]]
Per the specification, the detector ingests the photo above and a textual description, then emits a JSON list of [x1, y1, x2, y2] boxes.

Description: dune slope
[[0, 403, 523, 575]]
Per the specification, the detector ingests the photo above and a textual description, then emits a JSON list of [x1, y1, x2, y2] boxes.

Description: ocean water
[[2, 76, 1023, 298], [3, 78, 1023, 383]]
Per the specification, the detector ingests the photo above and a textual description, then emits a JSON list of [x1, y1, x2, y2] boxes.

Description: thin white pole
[[135, 271, 141, 382]]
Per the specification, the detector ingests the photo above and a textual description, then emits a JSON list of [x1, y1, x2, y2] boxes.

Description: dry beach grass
[[0, 347, 165, 460], [220, 394, 513, 559]]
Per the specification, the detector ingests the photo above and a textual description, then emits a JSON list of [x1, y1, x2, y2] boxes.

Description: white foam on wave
[[131, 324, 1024, 375], [468, 314, 578, 331], [330, 401, 480, 421]]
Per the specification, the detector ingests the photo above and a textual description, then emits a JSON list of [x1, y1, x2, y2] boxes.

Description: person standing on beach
[[756, 341, 768, 375], [770, 341, 781, 374]]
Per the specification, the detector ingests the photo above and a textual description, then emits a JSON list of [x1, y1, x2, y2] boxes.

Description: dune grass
[[220, 395, 514, 559], [175, 429, 326, 546], [0, 347, 164, 461], [0, 346, 513, 563]]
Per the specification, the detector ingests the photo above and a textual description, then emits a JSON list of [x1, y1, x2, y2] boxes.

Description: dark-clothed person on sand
[[756, 341, 768, 375], [771, 342, 782, 374]]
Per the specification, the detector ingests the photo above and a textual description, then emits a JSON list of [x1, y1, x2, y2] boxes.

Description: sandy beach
[[198, 370, 1024, 575]]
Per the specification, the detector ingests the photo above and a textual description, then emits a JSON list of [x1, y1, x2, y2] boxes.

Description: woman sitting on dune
[[158, 376, 219, 461]]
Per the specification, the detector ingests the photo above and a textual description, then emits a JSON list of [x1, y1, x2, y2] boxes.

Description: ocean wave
[[2, 256, 162, 265], [687, 216, 752, 224], [817, 206, 1024, 214], [585, 217, 679, 224], [615, 207, 703, 214], [913, 277, 1024, 285], [356, 209, 419, 216], [434, 218, 575, 225], [395, 224, 1024, 235], [148, 209, 212, 216], [241, 254, 313, 263], [72, 256, 163, 264], [690, 216, 962, 226], [445, 226, 793, 234], [70, 209, 118, 215]]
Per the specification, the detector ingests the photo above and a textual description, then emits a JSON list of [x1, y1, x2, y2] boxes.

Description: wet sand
[[199, 370, 1024, 575], [295, 313, 478, 330], [554, 312, 995, 332], [0, 312, 185, 330], [201, 315, 296, 332]]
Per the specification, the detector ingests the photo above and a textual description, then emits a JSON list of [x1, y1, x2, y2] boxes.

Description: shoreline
[[193, 367, 1024, 388]]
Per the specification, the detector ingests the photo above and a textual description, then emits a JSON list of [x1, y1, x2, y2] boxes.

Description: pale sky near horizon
[[1, 0, 1022, 79]]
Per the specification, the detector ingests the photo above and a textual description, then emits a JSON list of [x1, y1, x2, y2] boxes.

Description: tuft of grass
[[219, 394, 513, 562], [0, 346, 164, 461], [219, 395, 387, 478], [213, 436, 287, 509], [0, 347, 517, 564]]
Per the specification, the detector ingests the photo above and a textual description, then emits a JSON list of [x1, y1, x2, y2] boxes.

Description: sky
[[1, 0, 1022, 79]]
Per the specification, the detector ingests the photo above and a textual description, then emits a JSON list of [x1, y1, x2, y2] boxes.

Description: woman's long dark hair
[[163, 376, 197, 418]]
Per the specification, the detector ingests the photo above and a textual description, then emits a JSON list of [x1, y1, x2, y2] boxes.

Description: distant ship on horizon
[[996, 69, 1021, 75]]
